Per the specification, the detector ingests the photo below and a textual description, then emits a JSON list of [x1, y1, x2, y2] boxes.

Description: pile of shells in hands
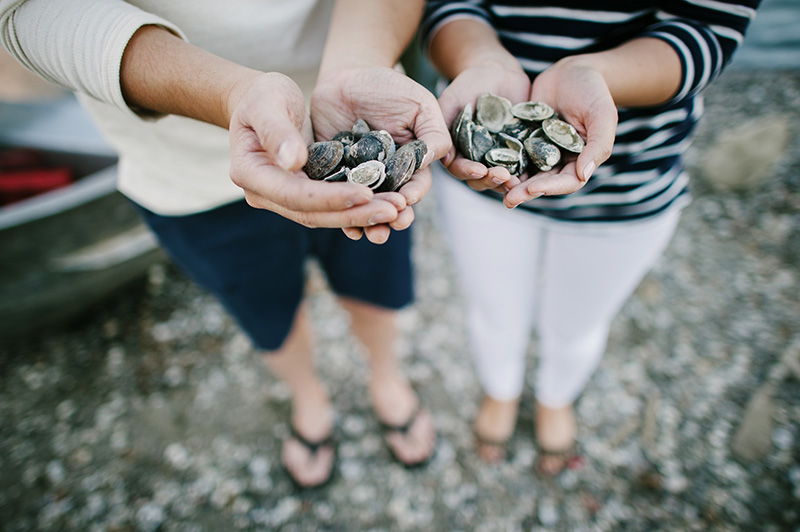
[[303, 119, 428, 193], [452, 92, 585, 177]]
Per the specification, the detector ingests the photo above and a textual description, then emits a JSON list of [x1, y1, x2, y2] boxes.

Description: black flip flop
[[379, 403, 436, 469], [282, 424, 337, 489]]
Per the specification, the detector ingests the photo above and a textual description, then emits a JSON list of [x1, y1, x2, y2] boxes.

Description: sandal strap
[[475, 433, 512, 447], [289, 424, 334, 455], [379, 403, 423, 436]]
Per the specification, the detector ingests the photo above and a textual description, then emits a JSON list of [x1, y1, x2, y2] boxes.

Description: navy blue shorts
[[133, 200, 414, 350]]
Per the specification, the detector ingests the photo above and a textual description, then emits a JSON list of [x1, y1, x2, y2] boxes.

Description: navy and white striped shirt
[[421, 1, 760, 223]]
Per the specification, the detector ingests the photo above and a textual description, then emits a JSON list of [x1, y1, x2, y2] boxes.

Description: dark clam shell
[[395, 139, 428, 172], [471, 124, 495, 163], [456, 119, 475, 160], [452, 102, 473, 141], [345, 132, 386, 166], [373, 130, 396, 161], [304, 140, 344, 180], [323, 166, 349, 182], [524, 135, 561, 172], [501, 118, 534, 141], [377, 149, 416, 192], [333, 130, 356, 146], [352, 118, 370, 138]]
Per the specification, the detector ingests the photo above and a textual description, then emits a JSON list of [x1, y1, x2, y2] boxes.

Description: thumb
[[576, 104, 616, 182], [414, 98, 453, 169], [249, 83, 309, 172]]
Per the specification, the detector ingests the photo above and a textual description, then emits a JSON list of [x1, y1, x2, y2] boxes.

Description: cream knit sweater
[[0, 0, 331, 214]]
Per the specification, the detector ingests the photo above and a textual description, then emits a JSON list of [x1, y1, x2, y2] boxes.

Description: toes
[[282, 439, 334, 487], [477, 442, 506, 463], [385, 409, 436, 465]]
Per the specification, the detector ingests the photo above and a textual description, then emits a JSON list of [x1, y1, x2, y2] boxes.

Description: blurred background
[[1, 1, 798, 530]]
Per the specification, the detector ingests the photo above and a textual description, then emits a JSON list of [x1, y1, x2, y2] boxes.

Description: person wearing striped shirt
[[421, 0, 760, 474]]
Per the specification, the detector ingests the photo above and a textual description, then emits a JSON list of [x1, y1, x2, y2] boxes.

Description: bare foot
[[281, 384, 336, 488], [535, 402, 582, 476], [369, 374, 436, 466], [474, 396, 520, 463]]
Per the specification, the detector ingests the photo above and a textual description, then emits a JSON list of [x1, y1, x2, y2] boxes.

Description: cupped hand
[[437, 63, 531, 192], [311, 66, 450, 242], [505, 58, 617, 207], [227, 72, 401, 235]]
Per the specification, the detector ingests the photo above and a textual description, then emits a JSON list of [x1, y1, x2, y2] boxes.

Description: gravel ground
[[1, 67, 799, 532]]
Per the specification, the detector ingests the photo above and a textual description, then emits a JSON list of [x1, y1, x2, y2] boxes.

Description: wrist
[[223, 70, 275, 126]]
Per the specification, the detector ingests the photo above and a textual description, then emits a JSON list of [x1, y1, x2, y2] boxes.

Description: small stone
[[701, 115, 790, 191], [135, 503, 166, 532], [732, 384, 774, 460], [538, 497, 559, 527]]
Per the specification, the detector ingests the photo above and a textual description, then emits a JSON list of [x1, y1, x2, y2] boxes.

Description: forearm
[[556, 37, 682, 108], [428, 18, 522, 80], [120, 25, 262, 129], [317, 0, 424, 78]]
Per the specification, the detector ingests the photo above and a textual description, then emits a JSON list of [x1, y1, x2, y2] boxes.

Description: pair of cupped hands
[[227, 61, 617, 244]]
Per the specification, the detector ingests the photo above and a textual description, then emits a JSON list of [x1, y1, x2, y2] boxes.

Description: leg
[[314, 213, 434, 466], [263, 304, 336, 488], [434, 169, 544, 460], [339, 297, 436, 466], [535, 210, 681, 473], [134, 201, 336, 487]]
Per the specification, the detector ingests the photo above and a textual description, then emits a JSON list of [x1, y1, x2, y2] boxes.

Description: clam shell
[[484, 148, 521, 174], [304, 140, 344, 180], [523, 136, 561, 172], [498, 132, 526, 173], [471, 124, 495, 163], [456, 119, 475, 160], [374, 130, 396, 161], [511, 100, 554, 122], [323, 166, 349, 182], [501, 118, 534, 141], [352, 118, 370, 138], [347, 160, 386, 189], [345, 132, 386, 166], [377, 149, 416, 192], [542, 118, 584, 153], [452, 102, 473, 141], [475, 92, 512, 133], [333, 130, 356, 146], [395, 139, 428, 171]]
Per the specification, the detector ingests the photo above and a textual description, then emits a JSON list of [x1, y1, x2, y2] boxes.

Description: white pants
[[433, 167, 681, 407]]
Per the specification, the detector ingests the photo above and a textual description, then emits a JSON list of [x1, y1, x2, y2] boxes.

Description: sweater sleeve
[[640, 0, 760, 103], [420, 1, 493, 51], [0, 0, 187, 116]]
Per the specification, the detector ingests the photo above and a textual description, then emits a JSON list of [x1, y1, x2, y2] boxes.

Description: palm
[[311, 67, 436, 145]]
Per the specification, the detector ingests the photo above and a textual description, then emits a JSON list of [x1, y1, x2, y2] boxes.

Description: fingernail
[[491, 177, 505, 185], [277, 139, 297, 170], [582, 161, 596, 182], [442, 148, 455, 166], [530, 192, 544, 199], [368, 212, 395, 225]]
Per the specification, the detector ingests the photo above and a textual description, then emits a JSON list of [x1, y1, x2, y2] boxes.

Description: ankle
[[535, 402, 576, 450], [475, 396, 520, 439]]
